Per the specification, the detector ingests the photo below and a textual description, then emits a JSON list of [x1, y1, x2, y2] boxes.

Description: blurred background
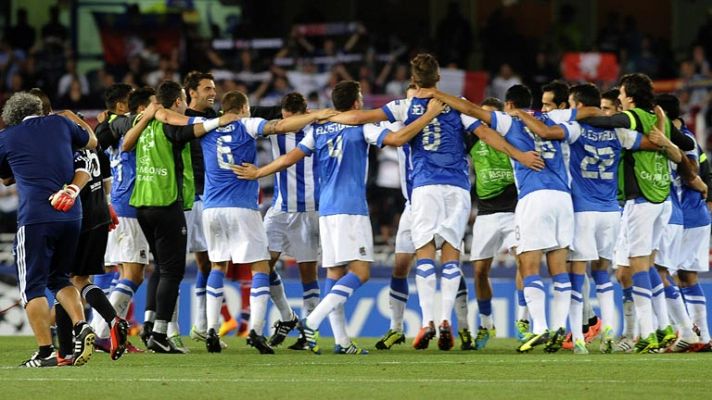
[[2, 0, 712, 336]]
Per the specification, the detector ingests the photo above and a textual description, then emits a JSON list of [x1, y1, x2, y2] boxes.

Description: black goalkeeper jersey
[[74, 147, 111, 232]]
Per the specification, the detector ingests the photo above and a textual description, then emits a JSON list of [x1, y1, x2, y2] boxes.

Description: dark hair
[[406, 82, 417, 91], [156, 80, 183, 108], [481, 97, 504, 111], [505, 84, 532, 109], [570, 83, 601, 107], [410, 53, 440, 88], [183, 71, 214, 92], [655, 93, 680, 120], [281, 92, 307, 114], [619, 73, 655, 109], [331, 81, 361, 111], [602, 88, 620, 103], [28, 88, 51, 115], [542, 80, 570, 107], [104, 83, 133, 111], [221, 90, 249, 113], [128, 86, 156, 114]]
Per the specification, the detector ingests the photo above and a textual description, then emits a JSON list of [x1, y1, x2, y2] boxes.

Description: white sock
[[682, 284, 711, 342], [302, 281, 320, 317], [270, 272, 294, 321], [666, 292, 695, 339], [516, 290, 529, 321], [206, 270, 225, 332], [389, 277, 408, 331], [440, 262, 461, 325], [167, 299, 180, 337], [454, 271, 469, 330], [569, 273, 585, 341], [306, 273, 362, 329], [582, 273, 594, 321], [623, 300, 636, 337], [632, 272, 655, 338], [415, 259, 436, 327], [194, 273, 207, 332], [650, 281, 670, 330], [592, 270, 615, 330], [110, 279, 137, 319], [249, 272, 270, 335], [523, 275, 548, 334], [328, 303, 350, 347], [93, 315, 110, 339], [550, 273, 572, 331]]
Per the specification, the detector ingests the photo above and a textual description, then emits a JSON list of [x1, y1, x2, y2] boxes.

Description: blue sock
[[302, 281, 320, 301], [681, 284, 706, 304], [390, 277, 409, 301], [93, 273, 113, 296], [632, 271, 652, 297], [648, 268, 664, 297], [477, 299, 492, 316], [207, 270, 225, 296], [664, 285, 679, 299], [324, 277, 337, 296], [110, 271, 120, 291], [115, 278, 139, 296], [623, 287, 633, 302], [330, 272, 362, 298], [569, 273, 585, 302], [517, 289, 527, 307]]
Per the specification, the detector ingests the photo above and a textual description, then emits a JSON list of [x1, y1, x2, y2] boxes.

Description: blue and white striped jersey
[[269, 129, 319, 213]]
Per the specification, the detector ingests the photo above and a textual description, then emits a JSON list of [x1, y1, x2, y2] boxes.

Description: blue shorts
[[15, 220, 81, 306]]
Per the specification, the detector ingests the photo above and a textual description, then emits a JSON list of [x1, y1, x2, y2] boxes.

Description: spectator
[[435, 2, 472, 68], [122, 55, 146, 88], [679, 60, 709, 111], [384, 64, 409, 97], [489, 63, 522, 101], [372, 147, 403, 245], [5, 8, 36, 53], [57, 79, 92, 110], [692, 44, 711, 77], [145, 56, 180, 88], [57, 59, 90, 98], [284, 60, 331, 98], [41, 5, 68, 44]]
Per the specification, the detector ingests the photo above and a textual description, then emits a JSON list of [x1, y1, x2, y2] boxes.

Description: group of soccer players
[[6, 51, 712, 367]]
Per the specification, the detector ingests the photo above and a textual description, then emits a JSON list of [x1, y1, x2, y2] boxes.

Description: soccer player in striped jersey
[[200, 91, 335, 354], [235, 81, 446, 354], [263, 93, 322, 350]]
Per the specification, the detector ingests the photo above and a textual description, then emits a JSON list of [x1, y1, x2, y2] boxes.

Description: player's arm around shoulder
[[262, 108, 339, 136], [232, 147, 308, 180], [380, 100, 445, 147]]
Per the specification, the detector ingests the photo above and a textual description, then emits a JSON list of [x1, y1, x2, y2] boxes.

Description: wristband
[[203, 118, 220, 132], [66, 184, 80, 198]]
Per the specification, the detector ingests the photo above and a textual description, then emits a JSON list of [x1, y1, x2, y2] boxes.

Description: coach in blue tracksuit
[[0, 92, 97, 367]]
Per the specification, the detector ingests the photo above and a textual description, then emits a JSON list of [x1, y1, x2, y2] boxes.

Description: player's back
[[305, 121, 371, 217], [269, 129, 319, 213], [0, 115, 83, 224], [384, 97, 474, 191], [201, 118, 260, 210], [679, 129, 711, 227], [492, 111, 569, 199], [566, 123, 632, 212]]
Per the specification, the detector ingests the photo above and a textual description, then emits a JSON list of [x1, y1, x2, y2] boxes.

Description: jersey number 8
[[422, 119, 441, 151]]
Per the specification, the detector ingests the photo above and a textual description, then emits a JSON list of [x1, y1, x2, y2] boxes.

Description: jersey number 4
[[580, 145, 615, 180]]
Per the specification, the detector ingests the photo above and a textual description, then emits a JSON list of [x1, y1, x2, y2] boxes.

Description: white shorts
[[470, 212, 515, 261], [202, 207, 270, 264], [411, 185, 470, 250], [514, 190, 573, 255], [184, 199, 207, 253], [264, 207, 320, 263], [678, 225, 711, 272], [319, 214, 374, 267], [570, 211, 620, 262], [104, 228, 119, 266], [622, 200, 671, 258], [104, 217, 150, 265], [655, 223, 684, 269], [395, 203, 416, 254]]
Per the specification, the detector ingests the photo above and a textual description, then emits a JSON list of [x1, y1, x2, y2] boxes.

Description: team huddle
[[3, 52, 712, 367]]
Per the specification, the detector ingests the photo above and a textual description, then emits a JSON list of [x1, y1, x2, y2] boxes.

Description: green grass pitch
[[0, 335, 711, 399]]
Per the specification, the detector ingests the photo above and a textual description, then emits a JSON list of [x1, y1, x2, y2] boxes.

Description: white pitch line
[[0, 377, 708, 384]]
